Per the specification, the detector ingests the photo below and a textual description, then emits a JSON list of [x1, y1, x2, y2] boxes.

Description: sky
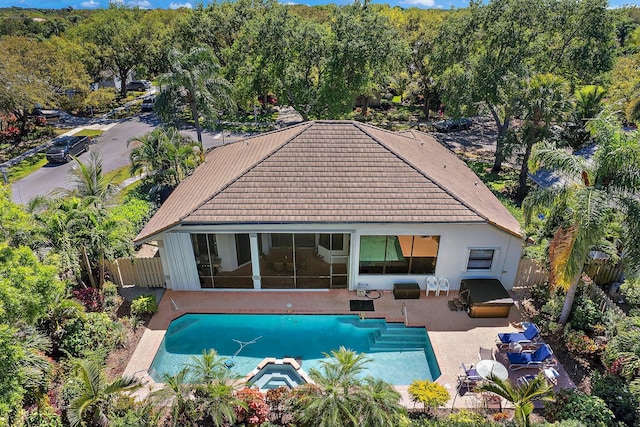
[[0, 0, 637, 11]]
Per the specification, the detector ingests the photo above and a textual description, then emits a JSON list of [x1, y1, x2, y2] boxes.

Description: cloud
[[109, 0, 124, 4], [81, 0, 100, 7], [127, 0, 151, 7], [169, 1, 192, 8], [402, 0, 436, 7]]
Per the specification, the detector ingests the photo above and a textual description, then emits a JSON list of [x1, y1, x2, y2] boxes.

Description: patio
[[124, 288, 574, 410]]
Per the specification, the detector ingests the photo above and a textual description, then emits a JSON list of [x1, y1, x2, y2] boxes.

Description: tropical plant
[[128, 126, 203, 196], [152, 368, 193, 427], [234, 387, 269, 426], [478, 374, 553, 427], [155, 46, 234, 143], [544, 389, 614, 427], [186, 349, 235, 383], [407, 379, 449, 414], [67, 359, 139, 427], [292, 347, 402, 427], [523, 113, 640, 325], [510, 73, 571, 200], [192, 381, 244, 427], [590, 371, 638, 427], [57, 151, 117, 208], [130, 294, 157, 316]]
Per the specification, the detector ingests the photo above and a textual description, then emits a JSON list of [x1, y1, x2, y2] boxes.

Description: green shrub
[[408, 379, 449, 414], [445, 409, 493, 426], [568, 285, 603, 332], [591, 372, 638, 427], [23, 403, 63, 427], [544, 389, 614, 427], [60, 312, 126, 357], [621, 277, 640, 308], [130, 294, 158, 315], [563, 329, 602, 357], [109, 395, 160, 427], [102, 282, 122, 316]]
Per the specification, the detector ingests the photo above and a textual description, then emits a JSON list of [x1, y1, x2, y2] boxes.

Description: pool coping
[[124, 288, 575, 408]]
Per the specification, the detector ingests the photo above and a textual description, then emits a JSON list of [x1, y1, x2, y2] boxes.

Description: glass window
[[319, 234, 344, 251], [359, 235, 438, 275], [260, 233, 348, 289], [467, 249, 495, 270]]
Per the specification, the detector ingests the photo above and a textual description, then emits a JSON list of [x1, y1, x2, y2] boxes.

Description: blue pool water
[[150, 314, 441, 385]]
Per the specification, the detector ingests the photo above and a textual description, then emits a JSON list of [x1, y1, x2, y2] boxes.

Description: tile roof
[[135, 121, 522, 242]]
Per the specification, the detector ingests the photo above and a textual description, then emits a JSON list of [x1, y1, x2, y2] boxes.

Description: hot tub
[[460, 279, 514, 318]]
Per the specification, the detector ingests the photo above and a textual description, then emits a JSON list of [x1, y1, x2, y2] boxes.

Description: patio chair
[[507, 344, 554, 370], [448, 289, 470, 311], [456, 362, 483, 391], [517, 367, 560, 387], [497, 323, 541, 349], [426, 276, 439, 296], [478, 346, 495, 361], [437, 277, 450, 296]]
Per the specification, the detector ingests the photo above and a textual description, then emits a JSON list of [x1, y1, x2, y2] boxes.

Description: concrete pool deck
[[124, 288, 575, 409]]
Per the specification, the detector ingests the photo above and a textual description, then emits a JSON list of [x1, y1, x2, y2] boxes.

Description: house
[[134, 120, 523, 292]]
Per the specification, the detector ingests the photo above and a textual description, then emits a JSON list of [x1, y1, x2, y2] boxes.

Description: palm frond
[[529, 140, 586, 181]]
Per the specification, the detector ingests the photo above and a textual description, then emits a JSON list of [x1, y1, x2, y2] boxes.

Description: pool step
[[377, 334, 428, 343], [369, 324, 428, 353]]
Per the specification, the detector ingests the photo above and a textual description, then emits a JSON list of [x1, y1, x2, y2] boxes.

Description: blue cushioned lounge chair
[[497, 323, 541, 349], [507, 344, 554, 370]]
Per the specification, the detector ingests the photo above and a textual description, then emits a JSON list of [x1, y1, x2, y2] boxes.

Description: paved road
[[11, 113, 242, 205]]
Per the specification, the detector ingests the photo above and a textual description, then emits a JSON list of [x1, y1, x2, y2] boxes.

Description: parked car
[[32, 107, 61, 122], [434, 118, 473, 132], [141, 95, 156, 112], [46, 135, 90, 163], [126, 80, 151, 92]]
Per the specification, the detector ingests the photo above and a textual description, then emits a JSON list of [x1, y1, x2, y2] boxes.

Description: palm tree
[[128, 127, 203, 195], [294, 347, 403, 427], [56, 151, 117, 209], [477, 374, 553, 427], [524, 113, 640, 325], [357, 377, 405, 426], [152, 368, 192, 427], [156, 46, 235, 144], [574, 85, 606, 122], [67, 359, 139, 427], [194, 381, 244, 427], [187, 349, 236, 383], [513, 73, 571, 200]]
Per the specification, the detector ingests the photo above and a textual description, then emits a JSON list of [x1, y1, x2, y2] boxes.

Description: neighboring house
[[135, 120, 523, 292]]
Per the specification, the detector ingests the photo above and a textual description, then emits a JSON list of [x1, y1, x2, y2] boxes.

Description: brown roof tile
[[136, 121, 522, 242]]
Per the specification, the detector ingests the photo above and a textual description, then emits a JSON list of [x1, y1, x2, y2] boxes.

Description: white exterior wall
[[354, 223, 522, 291], [159, 222, 523, 291]]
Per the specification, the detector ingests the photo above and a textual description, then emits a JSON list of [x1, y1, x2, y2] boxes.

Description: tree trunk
[[489, 107, 511, 173], [362, 97, 369, 116], [422, 87, 431, 118], [558, 272, 581, 325], [516, 127, 536, 201], [190, 101, 202, 144], [119, 70, 129, 98], [82, 245, 97, 288], [98, 251, 105, 289]]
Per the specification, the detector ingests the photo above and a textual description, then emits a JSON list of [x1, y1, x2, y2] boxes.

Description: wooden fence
[[105, 257, 165, 288], [514, 258, 624, 289]]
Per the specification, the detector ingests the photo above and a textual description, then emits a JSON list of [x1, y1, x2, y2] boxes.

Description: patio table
[[476, 359, 508, 381]]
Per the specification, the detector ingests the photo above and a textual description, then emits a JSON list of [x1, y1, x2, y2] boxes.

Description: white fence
[[105, 257, 165, 287]]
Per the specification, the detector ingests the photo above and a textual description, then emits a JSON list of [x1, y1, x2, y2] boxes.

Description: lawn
[[4, 129, 105, 183]]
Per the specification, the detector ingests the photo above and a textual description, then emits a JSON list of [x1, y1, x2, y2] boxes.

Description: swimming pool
[[149, 314, 441, 385]]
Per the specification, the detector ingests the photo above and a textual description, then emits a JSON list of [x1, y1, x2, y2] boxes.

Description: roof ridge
[[177, 121, 314, 223], [354, 121, 492, 224]]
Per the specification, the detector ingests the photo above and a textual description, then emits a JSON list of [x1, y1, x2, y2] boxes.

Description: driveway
[[10, 114, 243, 205]]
